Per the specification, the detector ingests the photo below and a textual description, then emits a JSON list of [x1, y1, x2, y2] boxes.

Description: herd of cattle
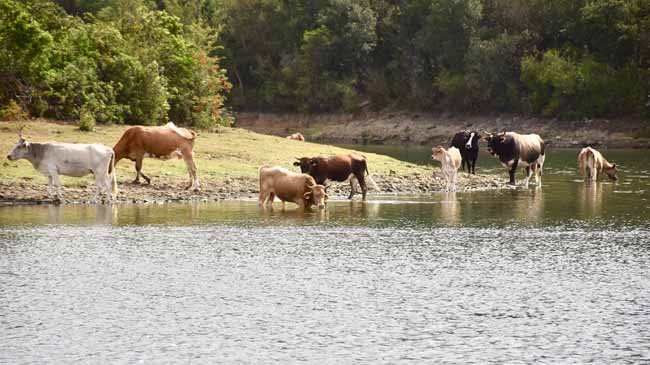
[[5, 123, 619, 208]]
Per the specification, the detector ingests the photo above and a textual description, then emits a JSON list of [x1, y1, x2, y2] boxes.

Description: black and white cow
[[485, 132, 546, 187], [450, 130, 479, 174]]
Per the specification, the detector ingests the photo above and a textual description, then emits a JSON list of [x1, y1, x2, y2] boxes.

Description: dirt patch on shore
[[235, 112, 650, 148], [0, 172, 506, 206]]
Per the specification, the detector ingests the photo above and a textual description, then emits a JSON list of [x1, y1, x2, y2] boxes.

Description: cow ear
[[293, 161, 300, 166], [309, 159, 317, 166], [303, 192, 311, 199], [612, 163, 617, 168]]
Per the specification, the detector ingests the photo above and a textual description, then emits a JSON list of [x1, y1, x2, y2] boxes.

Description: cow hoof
[[131, 180, 140, 185]]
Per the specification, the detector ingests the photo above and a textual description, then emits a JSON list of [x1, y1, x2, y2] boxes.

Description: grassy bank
[[1, 120, 508, 204], [1, 120, 428, 184]]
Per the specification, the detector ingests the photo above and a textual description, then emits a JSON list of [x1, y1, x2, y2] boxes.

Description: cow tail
[[110, 151, 118, 196], [364, 163, 380, 191]]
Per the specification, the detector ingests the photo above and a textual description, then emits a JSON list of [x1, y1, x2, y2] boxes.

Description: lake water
[[1, 148, 649, 363]]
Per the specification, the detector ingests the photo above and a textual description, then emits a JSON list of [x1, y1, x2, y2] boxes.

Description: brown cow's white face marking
[[7, 138, 28, 161]]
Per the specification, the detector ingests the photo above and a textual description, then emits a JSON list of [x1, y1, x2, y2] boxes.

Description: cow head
[[431, 146, 446, 161], [293, 157, 314, 173], [465, 131, 479, 149], [603, 164, 619, 181], [303, 183, 329, 209], [485, 132, 507, 156], [7, 138, 28, 161]]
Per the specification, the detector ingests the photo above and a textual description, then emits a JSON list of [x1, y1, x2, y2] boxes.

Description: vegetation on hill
[[1, 0, 650, 125]]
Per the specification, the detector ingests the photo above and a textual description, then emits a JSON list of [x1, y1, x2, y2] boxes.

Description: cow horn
[[18, 124, 25, 139]]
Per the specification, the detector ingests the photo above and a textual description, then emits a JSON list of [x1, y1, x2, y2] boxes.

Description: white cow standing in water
[[432, 146, 462, 191], [6, 137, 117, 201]]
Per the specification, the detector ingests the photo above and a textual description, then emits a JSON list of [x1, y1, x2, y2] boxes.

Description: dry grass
[[0, 120, 430, 187]]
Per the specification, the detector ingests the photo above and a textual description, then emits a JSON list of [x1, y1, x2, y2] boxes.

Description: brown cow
[[578, 147, 618, 182], [113, 122, 199, 190], [293, 153, 379, 200], [286, 133, 305, 141], [259, 166, 328, 209]]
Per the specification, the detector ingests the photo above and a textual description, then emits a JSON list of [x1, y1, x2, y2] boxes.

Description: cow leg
[[356, 173, 368, 200], [451, 169, 456, 191], [47, 175, 54, 197], [92, 172, 104, 202], [461, 158, 466, 173], [348, 179, 355, 200], [183, 152, 200, 191], [51, 172, 62, 198], [508, 161, 518, 185], [471, 158, 476, 175], [524, 166, 532, 187], [133, 158, 151, 184]]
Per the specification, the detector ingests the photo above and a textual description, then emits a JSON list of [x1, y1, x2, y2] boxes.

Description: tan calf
[[432, 146, 462, 191], [113, 122, 199, 190], [259, 166, 328, 209], [578, 147, 618, 182], [286, 133, 305, 141]]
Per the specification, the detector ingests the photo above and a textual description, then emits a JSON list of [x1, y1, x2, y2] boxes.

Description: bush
[[78, 106, 95, 131], [0, 100, 27, 121]]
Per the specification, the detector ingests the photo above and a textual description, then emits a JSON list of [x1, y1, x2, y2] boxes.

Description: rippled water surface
[[1, 149, 650, 363]]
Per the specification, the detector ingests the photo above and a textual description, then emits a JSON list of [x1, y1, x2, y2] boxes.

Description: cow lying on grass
[[6, 137, 117, 201], [112, 122, 199, 190], [259, 166, 328, 209], [286, 133, 305, 141], [578, 147, 618, 182], [431, 146, 462, 191], [294, 153, 379, 200], [485, 131, 546, 187]]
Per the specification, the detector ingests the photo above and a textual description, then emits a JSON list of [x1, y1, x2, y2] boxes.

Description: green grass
[[1, 120, 429, 186]]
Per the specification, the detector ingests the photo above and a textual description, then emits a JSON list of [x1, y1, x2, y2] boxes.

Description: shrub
[[78, 106, 95, 131]]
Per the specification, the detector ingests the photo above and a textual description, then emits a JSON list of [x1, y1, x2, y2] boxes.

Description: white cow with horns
[[6, 132, 117, 201]]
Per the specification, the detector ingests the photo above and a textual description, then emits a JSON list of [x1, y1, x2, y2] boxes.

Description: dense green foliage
[[0, 0, 231, 127], [2, 0, 650, 122], [218, 0, 650, 118]]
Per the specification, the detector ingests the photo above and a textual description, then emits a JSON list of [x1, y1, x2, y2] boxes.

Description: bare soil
[[235, 112, 650, 148]]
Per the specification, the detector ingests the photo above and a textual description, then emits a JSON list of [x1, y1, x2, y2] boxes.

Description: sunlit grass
[[0, 120, 431, 187]]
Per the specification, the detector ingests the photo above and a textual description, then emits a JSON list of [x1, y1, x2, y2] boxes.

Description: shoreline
[[234, 112, 650, 149], [0, 172, 506, 206]]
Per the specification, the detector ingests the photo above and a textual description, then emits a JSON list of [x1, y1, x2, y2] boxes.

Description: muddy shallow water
[[1, 149, 649, 363]]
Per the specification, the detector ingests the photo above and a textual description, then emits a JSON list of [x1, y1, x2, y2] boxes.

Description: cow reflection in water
[[346, 200, 380, 220], [439, 191, 460, 224], [505, 188, 544, 222], [577, 182, 612, 217], [46, 204, 118, 225], [259, 206, 330, 223]]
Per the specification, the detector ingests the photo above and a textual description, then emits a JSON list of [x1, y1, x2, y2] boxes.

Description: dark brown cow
[[113, 122, 199, 190], [293, 153, 379, 200]]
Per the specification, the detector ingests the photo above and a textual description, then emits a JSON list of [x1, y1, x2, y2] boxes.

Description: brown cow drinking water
[[259, 166, 328, 209], [112, 122, 199, 190]]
